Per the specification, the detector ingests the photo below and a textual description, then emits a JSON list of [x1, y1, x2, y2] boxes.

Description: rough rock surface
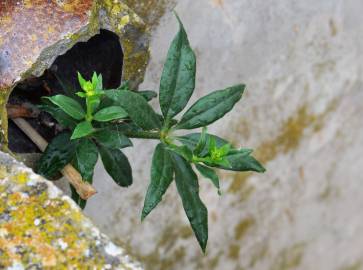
[[0, 151, 143, 269], [84, 1, 363, 270], [0, 0, 150, 149]]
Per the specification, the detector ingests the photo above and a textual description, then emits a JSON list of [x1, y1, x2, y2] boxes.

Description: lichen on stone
[[0, 151, 143, 269]]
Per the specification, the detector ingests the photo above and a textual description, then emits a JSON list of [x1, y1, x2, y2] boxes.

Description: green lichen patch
[[123, 0, 177, 29], [270, 243, 305, 270], [0, 151, 142, 269], [228, 101, 338, 193]]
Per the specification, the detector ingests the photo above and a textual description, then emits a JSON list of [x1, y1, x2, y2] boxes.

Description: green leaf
[[211, 153, 265, 173], [112, 122, 143, 134], [44, 95, 85, 120], [159, 14, 196, 120], [92, 72, 98, 90], [76, 92, 87, 98], [93, 106, 128, 122], [176, 85, 245, 129], [194, 127, 207, 155], [195, 164, 220, 195], [176, 133, 229, 157], [172, 153, 208, 252], [142, 144, 174, 220], [208, 137, 217, 153], [207, 139, 232, 167], [97, 95, 114, 111], [71, 121, 94, 140], [74, 138, 98, 181], [218, 143, 232, 156], [38, 104, 77, 129], [138, 91, 157, 101], [166, 144, 193, 161], [98, 145, 132, 187], [93, 129, 132, 149], [78, 72, 86, 89], [228, 148, 254, 155], [86, 94, 102, 115], [96, 74, 103, 90], [36, 132, 76, 178], [105, 90, 161, 130], [70, 139, 98, 210], [117, 81, 130, 91], [214, 157, 231, 168]]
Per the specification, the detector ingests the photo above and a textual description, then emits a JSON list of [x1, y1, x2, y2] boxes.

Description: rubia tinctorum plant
[[36, 14, 265, 252]]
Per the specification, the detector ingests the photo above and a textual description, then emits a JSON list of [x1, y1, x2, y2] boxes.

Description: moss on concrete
[[0, 151, 143, 269]]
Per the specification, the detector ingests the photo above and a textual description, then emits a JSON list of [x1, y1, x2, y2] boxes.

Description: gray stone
[[85, 1, 363, 269]]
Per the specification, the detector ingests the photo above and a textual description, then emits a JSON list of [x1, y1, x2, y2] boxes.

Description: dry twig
[[11, 117, 96, 200]]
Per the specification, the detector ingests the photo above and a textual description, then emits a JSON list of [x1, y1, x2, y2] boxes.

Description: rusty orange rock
[[0, 0, 150, 151]]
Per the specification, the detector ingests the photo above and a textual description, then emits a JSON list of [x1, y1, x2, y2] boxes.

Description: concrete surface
[[85, 1, 363, 269], [0, 151, 143, 269]]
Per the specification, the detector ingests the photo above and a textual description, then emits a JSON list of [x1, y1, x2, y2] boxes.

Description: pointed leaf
[[176, 133, 229, 157], [172, 153, 208, 252], [93, 129, 132, 149], [138, 90, 157, 101], [208, 137, 217, 153], [219, 143, 232, 156], [36, 132, 76, 178], [117, 81, 130, 91], [76, 92, 87, 98], [194, 127, 207, 155], [176, 85, 245, 129], [195, 164, 220, 194], [159, 15, 196, 120], [210, 153, 265, 173], [70, 138, 98, 210], [77, 72, 86, 89], [44, 95, 85, 120], [142, 144, 174, 220], [166, 144, 193, 161], [86, 91, 104, 114], [228, 148, 254, 155], [71, 121, 94, 140], [92, 72, 98, 90], [97, 74, 103, 90], [93, 106, 128, 122], [74, 138, 98, 181], [105, 90, 161, 130], [98, 145, 132, 187]]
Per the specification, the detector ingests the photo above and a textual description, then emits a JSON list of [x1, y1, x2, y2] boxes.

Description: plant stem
[[123, 130, 161, 140], [11, 117, 97, 200], [192, 156, 209, 163], [86, 99, 93, 122]]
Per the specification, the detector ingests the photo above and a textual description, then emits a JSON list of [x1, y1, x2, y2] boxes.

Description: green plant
[[36, 15, 265, 252]]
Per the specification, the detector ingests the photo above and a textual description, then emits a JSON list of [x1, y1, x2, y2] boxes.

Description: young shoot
[[36, 14, 265, 253]]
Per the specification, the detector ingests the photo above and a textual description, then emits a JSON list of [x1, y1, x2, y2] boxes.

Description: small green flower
[[208, 138, 231, 162], [83, 81, 94, 93]]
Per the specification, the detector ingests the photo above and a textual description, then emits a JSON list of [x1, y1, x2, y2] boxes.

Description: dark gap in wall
[[8, 29, 123, 153]]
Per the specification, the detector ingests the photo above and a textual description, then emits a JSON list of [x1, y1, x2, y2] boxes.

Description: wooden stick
[[11, 117, 97, 200]]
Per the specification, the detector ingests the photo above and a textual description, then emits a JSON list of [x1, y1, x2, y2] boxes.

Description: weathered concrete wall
[[85, 1, 363, 269], [0, 151, 143, 269]]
